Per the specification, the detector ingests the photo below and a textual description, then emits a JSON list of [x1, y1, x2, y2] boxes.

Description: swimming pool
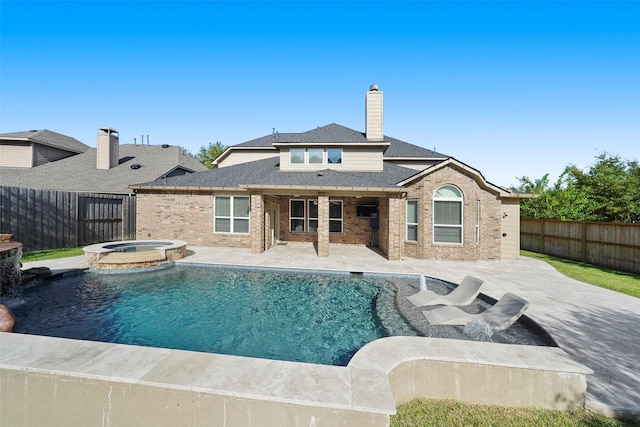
[[7, 265, 550, 366]]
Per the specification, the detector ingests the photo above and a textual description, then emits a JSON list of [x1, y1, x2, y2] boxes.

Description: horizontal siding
[[218, 152, 278, 168], [33, 143, 74, 166], [501, 200, 520, 259], [280, 147, 384, 172], [0, 143, 32, 167]]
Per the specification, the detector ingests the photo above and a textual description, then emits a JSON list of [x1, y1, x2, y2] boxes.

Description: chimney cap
[[98, 126, 119, 134], [369, 84, 379, 91]]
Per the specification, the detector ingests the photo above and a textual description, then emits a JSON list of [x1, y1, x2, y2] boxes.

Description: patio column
[[387, 195, 403, 261], [317, 193, 329, 257], [250, 191, 265, 254]]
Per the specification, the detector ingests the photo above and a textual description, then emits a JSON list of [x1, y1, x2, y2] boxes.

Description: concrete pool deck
[[9, 243, 640, 421]]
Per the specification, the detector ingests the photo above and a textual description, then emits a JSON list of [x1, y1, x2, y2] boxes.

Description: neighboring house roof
[[0, 144, 208, 194], [0, 129, 90, 154], [132, 156, 414, 192]]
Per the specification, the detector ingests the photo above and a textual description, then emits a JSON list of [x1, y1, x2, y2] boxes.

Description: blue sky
[[1, 1, 638, 187]]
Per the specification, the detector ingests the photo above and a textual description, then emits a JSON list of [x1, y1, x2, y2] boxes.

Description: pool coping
[[0, 331, 592, 421]]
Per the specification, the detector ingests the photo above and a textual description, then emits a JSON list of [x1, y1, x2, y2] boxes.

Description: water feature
[[0, 241, 23, 296]]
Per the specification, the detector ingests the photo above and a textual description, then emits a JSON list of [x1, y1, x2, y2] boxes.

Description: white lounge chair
[[422, 292, 530, 332], [406, 275, 484, 307]]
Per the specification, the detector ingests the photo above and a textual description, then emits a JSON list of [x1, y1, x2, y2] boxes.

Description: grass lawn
[[391, 398, 640, 427], [521, 250, 640, 298], [20, 246, 85, 263]]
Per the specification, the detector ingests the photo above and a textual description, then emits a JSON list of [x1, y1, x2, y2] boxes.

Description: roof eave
[[272, 142, 390, 148], [240, 184, 405, 193]]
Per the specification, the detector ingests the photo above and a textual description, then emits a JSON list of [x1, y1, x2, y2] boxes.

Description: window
[[308, 148, 323, 164], [290, 199, 341, 233], [290, 147, 342, 165], [329, 200, 343, 233], [475, 200, 480, 244], [290, 199, 306, 232], [356, 204, 378, 217], [433, 185, 463, 244], [327, 148, 342, 164], [308, 200, 318, 232], [214, 196, 249, 233], [290, 148, 305, 164], [406, 200, 418, 241]]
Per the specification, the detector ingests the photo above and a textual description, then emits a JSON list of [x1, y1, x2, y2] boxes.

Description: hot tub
[[83, 240, 187, 271]]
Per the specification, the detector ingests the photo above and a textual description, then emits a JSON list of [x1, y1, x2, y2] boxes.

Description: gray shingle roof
[[231, 123, 449, 158], [133, 156, 417, 190], [0, 144, 208, 194], [383, 136, 448, 158], [0, 129, 90, 153]]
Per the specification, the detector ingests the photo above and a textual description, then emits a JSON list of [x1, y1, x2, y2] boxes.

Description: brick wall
[[402, 166, 502, 260], [136, 191, 250, 248]]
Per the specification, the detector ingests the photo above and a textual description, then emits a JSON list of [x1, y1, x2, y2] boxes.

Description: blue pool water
[[9, 265, 419, 365], [103, 241, 172, 253]]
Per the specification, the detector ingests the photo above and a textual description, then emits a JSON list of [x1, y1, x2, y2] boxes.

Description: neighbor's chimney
[[365, 84, 383, 140], [97, 127, 119, 170]]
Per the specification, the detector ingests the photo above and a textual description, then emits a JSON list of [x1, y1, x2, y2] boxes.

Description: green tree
[[195, 141, 227, 169], [517, 152, 639, 223]]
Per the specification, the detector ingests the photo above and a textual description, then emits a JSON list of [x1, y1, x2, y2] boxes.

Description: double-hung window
[[214, 196, 249, 233], [290, 199, 342, 233], [433, 185, 463, 244], [308, 200, 319, 232], [406, 200, 418, 241], [475, 200, 480, 244], [290, 199, 306, 232], [329, 200, 342, 232]]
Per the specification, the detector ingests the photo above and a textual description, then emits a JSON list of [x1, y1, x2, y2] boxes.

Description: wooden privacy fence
[[521, 219, 640, 274], [0, 186, 136, 252]]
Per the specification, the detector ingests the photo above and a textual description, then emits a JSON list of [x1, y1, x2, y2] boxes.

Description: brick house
[[131, 85, 529, 261]]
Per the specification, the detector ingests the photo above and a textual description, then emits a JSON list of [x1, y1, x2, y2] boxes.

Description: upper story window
[[214, 195, 250, 234], [433, 185, 463, 244], [327, 148, 342, 164], [289, 148, 342, 165], [308, 148, 323, 164], [290, 148, 305, 164]]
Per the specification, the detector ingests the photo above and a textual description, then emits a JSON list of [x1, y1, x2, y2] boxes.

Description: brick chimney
[[96, 127, 119, 170], [365, 84, 383, 140]]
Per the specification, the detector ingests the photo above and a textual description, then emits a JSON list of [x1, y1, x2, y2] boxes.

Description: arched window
[[433, 185, 463, 244]]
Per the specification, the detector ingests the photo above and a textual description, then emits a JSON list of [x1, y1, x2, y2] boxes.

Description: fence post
[[581, 221, 588, 263]]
